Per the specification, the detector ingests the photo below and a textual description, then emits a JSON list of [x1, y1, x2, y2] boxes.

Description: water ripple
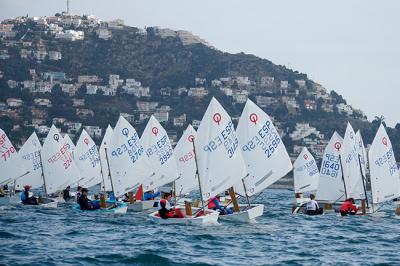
[[1, 189, 400, 265]]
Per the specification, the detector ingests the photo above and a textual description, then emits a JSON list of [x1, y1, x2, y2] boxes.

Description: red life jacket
[[340, 200, 358, 212]]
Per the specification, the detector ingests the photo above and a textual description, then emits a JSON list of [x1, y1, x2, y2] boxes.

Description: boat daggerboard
[[141, 115, 179, 191], [356, 130, 368, 178], [100, 125, 113, 191], [174, 125, 198, 196], [15, 132, 43, 190], [42, 125, 81, 194], [236, 99, 292, 196], [293, 147, 319, 193], [0, 128, 28, 185], [316, 132, 346, 202], [340, 123, 365, 199], [195, 97, 247, 201], [75, 129, 102, 188], [369, 124, 400, 204], [107, 116, 153, 198]]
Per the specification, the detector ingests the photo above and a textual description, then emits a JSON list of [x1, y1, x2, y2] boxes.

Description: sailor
[[78, 188, 100, 211], [208, 195, 233, 215], [157, 192, 183, 219], [143, 190, 160, 201], [305, 194, 323, 215], [76, 186, 83, 203], [340, 198, 358, 216], [20, 185, 38, 205], [63, 186, 73, 201]]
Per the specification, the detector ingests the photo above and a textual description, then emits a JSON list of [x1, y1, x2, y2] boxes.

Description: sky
[[1, 0, 399, 126]]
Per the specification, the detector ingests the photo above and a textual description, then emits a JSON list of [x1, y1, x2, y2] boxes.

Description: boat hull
[[128, 199, 158, 212], [18, 197, 58, 208], [218, 204, 264, 222], [148, 207, 219, 225], [73, 200, 128, 214]]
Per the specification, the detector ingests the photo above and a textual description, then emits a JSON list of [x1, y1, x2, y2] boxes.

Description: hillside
[[0, 13, 399, 160]]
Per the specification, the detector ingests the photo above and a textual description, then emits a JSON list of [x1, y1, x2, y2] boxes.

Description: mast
[[104, 146, 116, 206], [358, 154, 369, 209], [241, 175, 251, 208], [98, 153, 106, 194], [338, 154, 347, 200], [191, 137, 205, 211], [38, 150, 48, 196]]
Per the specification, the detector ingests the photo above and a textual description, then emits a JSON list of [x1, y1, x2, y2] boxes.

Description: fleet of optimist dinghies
[[0, 97, 399, 223]]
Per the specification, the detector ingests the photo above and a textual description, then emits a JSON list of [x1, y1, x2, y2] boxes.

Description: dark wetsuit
[[78, 195, 100, 211]]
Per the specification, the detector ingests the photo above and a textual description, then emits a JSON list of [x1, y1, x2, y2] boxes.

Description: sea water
[[1, 189, 399, 265]]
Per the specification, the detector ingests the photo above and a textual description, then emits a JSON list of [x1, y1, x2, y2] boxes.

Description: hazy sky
[[1, 0, 399, 126]]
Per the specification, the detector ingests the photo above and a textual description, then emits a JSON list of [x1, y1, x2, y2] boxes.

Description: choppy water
[[1, 189, 400, 266]]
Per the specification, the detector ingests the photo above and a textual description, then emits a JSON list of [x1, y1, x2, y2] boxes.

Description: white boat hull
[[21, 197, 58, 208], [148, 207, 219, 225], [219, 204, 264, 222], [73, 201, 128, 214], [129, 200, 158, 212]]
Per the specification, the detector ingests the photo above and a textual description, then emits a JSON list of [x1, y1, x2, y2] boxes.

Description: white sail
[[175, 125, 198, 196], [293, 147, 319, 193], [41, 125, 81, 194], [236, 99, 292, 196], [64, 134, 75, 155], [369, 124, 400, 204], [195, 97, 247, 201], [316, 132, 346, 202], [356, 130, 367, 178], [141, 116, 179, 191], [15, 132, 43, 190], [340, 123, 365, 199], [0, 128, 28, 185], [75, 129, 102, 188], [100, 125, 113, 191], [107, 116, 153, 197]]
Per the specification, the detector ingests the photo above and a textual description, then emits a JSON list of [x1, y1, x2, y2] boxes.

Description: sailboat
[[0, 128, 29, 189], [234, 99, 292, 221], [293, 147, 319, 200], [194, 97, 251, 222], [174, 125, 198, 197], [140, 115, 178, 210], [340, 123, 367, 210], [314, 132, 346, 211], [15, 132, 43, 191], [101, 116, 154, 213], [40, 125, 82, 205], [368, 124, 400, 213], [100, 125, 113, 192], [75, 129, 102, 188]]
